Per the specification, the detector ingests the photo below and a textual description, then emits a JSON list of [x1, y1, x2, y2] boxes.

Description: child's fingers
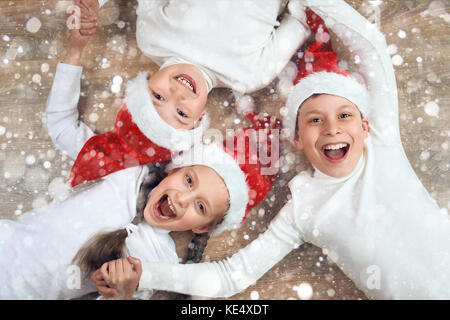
[[80, 14, 97, 23], [99, 262, 111, 283], [79, 28, 95, 36], [115, 258, 124, 275], [80, 20, 97, 30], [108, 261, 116, 284], [74, 0, 90, 18], [90, 269, 103, 283], [97, 280, 108, 287], [127, 256, 142, 275], [92, 271, 107, 286], [98, 285, 118, 297], [78, 5, 98, 24], [80, 0, 95, 16], [78, 0, 91, 14], [123, 257, 133, 275]]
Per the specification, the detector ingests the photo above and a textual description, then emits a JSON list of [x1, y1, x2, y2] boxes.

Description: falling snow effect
[[294, 282, 314, 300], [0, 0, 448, 300], [25, 17, 42, 33]]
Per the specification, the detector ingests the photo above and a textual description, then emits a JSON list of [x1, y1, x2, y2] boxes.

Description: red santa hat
[[69, 72, 210, 187], [283, 9, 370, 145], [168, 111, 281, 236]]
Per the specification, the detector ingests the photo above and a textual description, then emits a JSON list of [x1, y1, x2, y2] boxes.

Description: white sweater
[[0, 63, 178, 299], [99, 0, 310, 93], [136, 0, 450, 299]]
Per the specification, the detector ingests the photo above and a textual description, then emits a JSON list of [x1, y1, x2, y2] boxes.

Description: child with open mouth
[[97, 2, 450, 300], [63, 0, 312, 187], [0, 101, 280, 298], [57, 1, 212, 188]]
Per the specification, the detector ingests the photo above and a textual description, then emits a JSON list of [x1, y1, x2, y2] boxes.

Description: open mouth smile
[[174, 74, 196, 94], [322, 143, 349, 163], [153, 194, 177, 221]]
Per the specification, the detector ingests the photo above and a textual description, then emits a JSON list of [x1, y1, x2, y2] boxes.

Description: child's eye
[[198, 202, 205, 214], [340, 113, 351, 119], [310, 118, 321, 123], [185, 175, 193, 186], [177, 109, 188, 118], [153, 92, 164, 101]]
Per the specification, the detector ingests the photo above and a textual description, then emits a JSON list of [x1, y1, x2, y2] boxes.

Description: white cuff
[[288, 0, 309, 29]]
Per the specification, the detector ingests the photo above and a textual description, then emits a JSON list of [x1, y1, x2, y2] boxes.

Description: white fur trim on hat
[[283, 71, 370, 145], [167, 143, 249, 237], [125, 72, 211, 152]]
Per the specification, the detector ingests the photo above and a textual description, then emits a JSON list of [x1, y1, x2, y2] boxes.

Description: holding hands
[[64, 0, 99, 65], [76, 0, 100, 37], [91, 256, 143, 300]]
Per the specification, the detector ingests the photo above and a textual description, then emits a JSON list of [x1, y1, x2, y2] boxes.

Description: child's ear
[[294, 135, 304, 151], [362, 117, 370, 138], [147, 71, 154, 81], [193, 110, 207, 129], [198, 110, 207, 122], [192, 225, 212, 234]]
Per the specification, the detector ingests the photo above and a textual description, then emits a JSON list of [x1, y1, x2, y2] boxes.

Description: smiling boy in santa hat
[[93, 1, 450, 300]]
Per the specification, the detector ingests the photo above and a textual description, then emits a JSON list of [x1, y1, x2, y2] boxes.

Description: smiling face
[[147, 64, 208, 130], [143, 165, 230, 234], [295, 94, 370, 178]]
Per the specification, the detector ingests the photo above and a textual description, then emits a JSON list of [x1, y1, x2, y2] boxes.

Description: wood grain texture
[[0, 0, 448, 300]]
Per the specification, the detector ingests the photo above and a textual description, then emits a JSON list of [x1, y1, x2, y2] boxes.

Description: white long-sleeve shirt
[[0, 63, 178, 299], [98, 0, 310, 93], [136, 0, 450, 299]]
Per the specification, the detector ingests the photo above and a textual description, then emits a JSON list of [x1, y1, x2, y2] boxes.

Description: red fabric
[[69, 104, 172, 187], [294, 9, 349, 85], [224, 112, 281, 222]]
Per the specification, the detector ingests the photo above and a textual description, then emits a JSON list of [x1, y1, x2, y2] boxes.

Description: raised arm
[[137, 200, 303, 298], [44, 20, 97, 159], [305, 0, 400, 144]]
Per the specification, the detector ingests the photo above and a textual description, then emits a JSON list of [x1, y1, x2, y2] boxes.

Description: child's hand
[[76, 0, 100, 37], [64, 1, 98, 65], [91, 268, 118, 298], [63, 27, 94, 65], [95, 257, 143, 300]]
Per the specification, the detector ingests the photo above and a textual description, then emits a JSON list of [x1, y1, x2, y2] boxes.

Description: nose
[[171, 79, 195, 101], [169, 86, 189, 110], [174, 190, 194, 210], [322, 119, 342, 136], [169, 84, 180, 100]]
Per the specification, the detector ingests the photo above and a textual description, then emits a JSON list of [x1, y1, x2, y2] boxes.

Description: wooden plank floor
[[0, 0, 448, 300]]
